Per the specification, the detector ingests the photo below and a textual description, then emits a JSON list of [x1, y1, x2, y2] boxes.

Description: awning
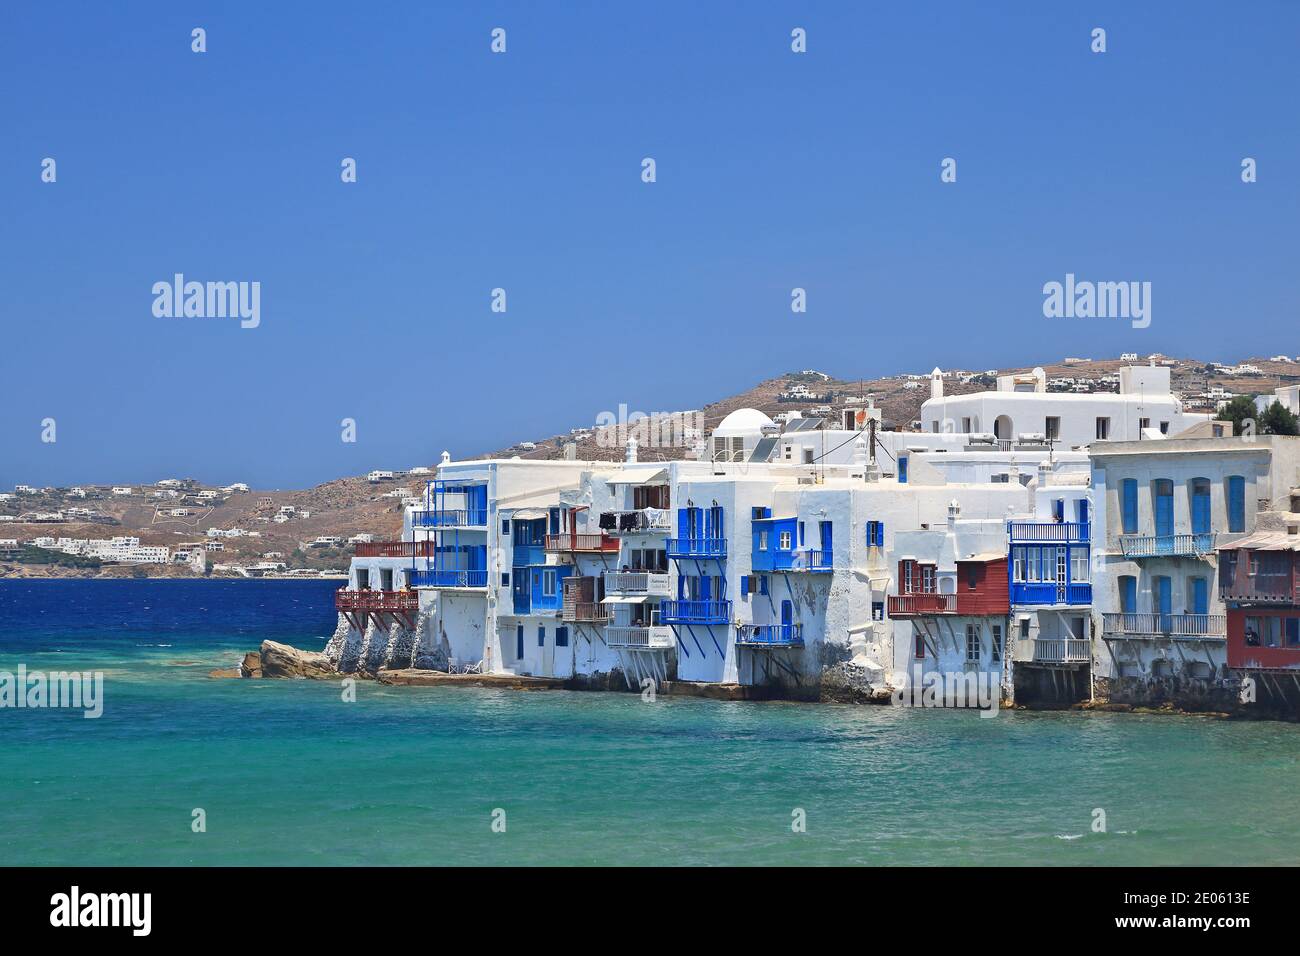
[[509, 508, 549, 520], [607, 467, 667, 485], [601, 594, 654, 604]]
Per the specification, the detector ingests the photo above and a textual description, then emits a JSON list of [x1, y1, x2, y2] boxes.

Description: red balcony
[[888, 593, 957, 617], [335, 589, 419, 629], [544, 532, 620, 554], [1220, 546, 1299, 606], [887, 590, 1010, 617], [353, 541, 437, 558]]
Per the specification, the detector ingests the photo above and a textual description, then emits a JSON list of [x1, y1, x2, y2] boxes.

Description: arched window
[[994, 415, 1014, 441]]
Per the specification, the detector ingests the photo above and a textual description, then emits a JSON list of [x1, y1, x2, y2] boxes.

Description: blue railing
[[410, 568, 488, 588], [1010, 582, 1092, 606], [736, 624, 804, 646], [666, 538, 728, 559], [412, 508, 489, 528], [1008, 521, 1089, 543], [753, 548, 832, 573], [659, 599, 732, 625], [1119, 533, 1216, 559]]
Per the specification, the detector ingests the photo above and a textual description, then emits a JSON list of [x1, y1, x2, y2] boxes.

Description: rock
[[258, 640, 336, 679], [208, 667, 242, 679], [241, 652, 263, 678]]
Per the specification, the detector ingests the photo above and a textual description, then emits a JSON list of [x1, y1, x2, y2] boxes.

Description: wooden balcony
[[335, 588, 419, 629], [544, 532, 620, 554], [888, 592, 1011, 616], [1031, 639, 1090, 663], [353, 541, 437, 558], [606, 625, 674, 649], [1119, 533, 1216, 559]]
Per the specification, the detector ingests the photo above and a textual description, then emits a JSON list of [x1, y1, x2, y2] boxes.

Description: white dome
[[713, 408, 774, 437]]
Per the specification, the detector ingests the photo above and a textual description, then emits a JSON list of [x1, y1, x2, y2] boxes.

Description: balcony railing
[[887, 593, 957, 616], [600, 510, 672, 534], [1010, 582, 1093, 606], [603, 571, 671, 596], [735, 624, 805, 647], [1119, 533, 1217, 559], [544, 533, 620, 554], [1101, 612, 1226, 639], [561, 601, 610, 624], [606, 625, 674, 648], [411, 509, 488, 528], [409, 568, 488, 589], [1032, 639, 1090, 663], [335, 589, 419, 612], [666, 537, 727, 559], [1009, 521, 1089, 543], [659, 599, 732, 625], [353, 540, 437, 558]]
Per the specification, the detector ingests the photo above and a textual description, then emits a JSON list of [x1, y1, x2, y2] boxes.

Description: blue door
[[781, 599, 793, 639], [819, 521, 832, 563], [1154, 481, 1174, 539], [1191, 480, 1211, 535], [1121, 576, 1137, 614], [1192, 577, 1208, 615], [516, 625, 524, 660], [898, 456, 909, 483]]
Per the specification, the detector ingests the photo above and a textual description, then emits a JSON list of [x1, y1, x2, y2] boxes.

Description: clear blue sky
[[2, 2, 1297, 489]]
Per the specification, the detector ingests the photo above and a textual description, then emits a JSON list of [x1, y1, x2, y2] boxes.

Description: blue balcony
[[1010, 582, 1092, 606], [511, 544, 546, 566], [735, 624, 804, 647], [412, 508, 488, 528], [659, 599, 732, 625], [1119, 533, 1216, 559], [666, 538, 727, 559], [1008, 521, 1089, 544], [752, 548, 832, 573], [410, 568, 488, 589]]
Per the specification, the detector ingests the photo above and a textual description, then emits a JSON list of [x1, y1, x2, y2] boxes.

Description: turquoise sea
[[0, 578, 1296, 866]]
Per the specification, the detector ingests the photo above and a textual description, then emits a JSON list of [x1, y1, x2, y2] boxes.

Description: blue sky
[[2, 1, 1297, 488]]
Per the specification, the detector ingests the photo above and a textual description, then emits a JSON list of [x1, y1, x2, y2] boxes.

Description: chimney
[[625, 436, 638, 464], [931, 367, 944, 401], [564, 442, 577, 461], [439, 450, 451, 466], [948, 498, 961, 529]]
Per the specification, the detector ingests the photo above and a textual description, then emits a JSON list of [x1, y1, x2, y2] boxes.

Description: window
[[1287, 619, 1300, 648], [1046, 416, 1060, 440], [991, 624, 1003, 662], [902, 560, 914, 593], [542, 569, 556, 596], [779, 531, 792, 551], [501, 572, 510, 587], [1013, 547, 1025, 582], [1160, 421, 1170, 435], [803, 447, 814, 464], [1227, 476, 1246, 533], [537, 626, 546, 647], [556, 627, 569, 648], [914, 634, 926, 659], [898, 456, 909, 483], [921, 564, 936, 593], [966, 624, 980, 662], [1119, 575, 1137, 613], [966, 565, 979, 590], [501, 519, 510, 534], [1096, 417, 1110, 440], [872, 601, 884, 621], [1020, 619, 1030, 641], [759, 531, 769, 551], [1139, 417, 1150, 434], [1071, 549, 1089, 583], [759, 575, 769, 596], [962, 417, 972, 433], [1212, 423, 1226, 438], [1121, 479, 1139, 534], [866, 520, 884, 547]]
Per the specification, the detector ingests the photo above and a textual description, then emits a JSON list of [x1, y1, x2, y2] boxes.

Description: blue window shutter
[[898, 457, 908, 483], [741, 575, 750, 597], [760, 576, 769, 596], [1192, 578, 1208, 615], [537, 625, 545, 647]]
